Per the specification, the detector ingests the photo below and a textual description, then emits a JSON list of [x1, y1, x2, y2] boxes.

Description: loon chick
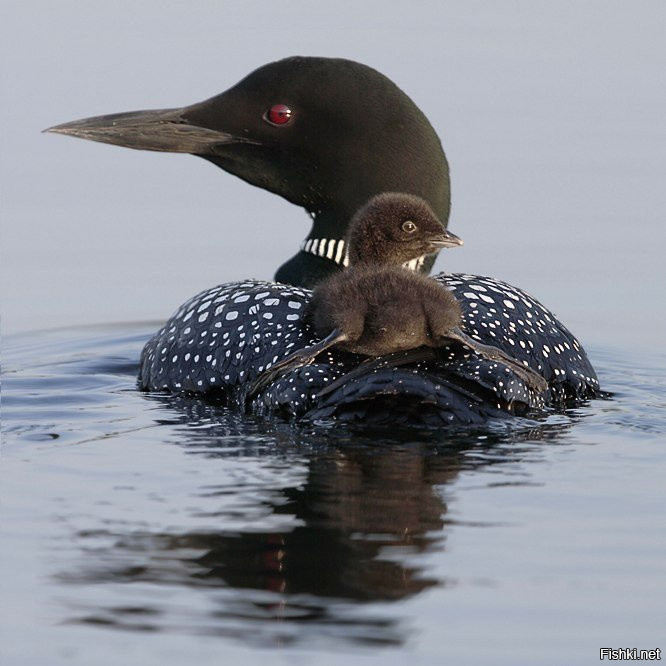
[[249, 193, 547, 397], [46, 56, 599, 423]]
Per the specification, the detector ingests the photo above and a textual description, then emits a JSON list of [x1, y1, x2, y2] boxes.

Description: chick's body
[[310, 266, 461, 356]]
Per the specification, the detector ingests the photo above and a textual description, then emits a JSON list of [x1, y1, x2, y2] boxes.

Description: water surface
[[2, 325, 665, 665]]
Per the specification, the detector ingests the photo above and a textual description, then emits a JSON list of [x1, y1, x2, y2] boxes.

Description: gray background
[[2, 0, 665, 349]]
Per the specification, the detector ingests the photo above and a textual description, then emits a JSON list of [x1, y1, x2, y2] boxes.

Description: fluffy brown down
[[309, 265, 461, 356]]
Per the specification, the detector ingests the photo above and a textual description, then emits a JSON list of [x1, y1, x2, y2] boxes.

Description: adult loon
[[46, 56, 599, 424]]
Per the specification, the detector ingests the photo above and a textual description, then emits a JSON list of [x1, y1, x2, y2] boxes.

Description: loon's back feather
[[139, 273, 599, 423]]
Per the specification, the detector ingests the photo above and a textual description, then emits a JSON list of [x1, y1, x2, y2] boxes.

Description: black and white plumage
[[139, 273, 599, 424]]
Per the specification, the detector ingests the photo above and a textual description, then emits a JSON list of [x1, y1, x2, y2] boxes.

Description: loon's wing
[[140, 280, 323, 392], [440, 273, 599, 405]]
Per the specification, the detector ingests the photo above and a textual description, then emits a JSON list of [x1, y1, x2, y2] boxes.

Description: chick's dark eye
[[266, 104, 292, 125], [402, 220, 417, 233]]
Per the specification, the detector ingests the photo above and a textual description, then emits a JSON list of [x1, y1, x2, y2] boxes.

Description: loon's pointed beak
[[427, 230, 463, 249], [44, 106, 257, 155]]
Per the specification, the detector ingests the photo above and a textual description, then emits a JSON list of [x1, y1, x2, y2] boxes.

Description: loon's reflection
[[63, 395, 574, 646], [190, 445, 459, 601]]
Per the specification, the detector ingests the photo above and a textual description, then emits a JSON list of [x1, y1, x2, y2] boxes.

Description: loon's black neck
[[274, 207, 348, 286]]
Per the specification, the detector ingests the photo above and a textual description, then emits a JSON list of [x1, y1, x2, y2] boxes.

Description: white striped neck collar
[[300, 237, 428, 271]]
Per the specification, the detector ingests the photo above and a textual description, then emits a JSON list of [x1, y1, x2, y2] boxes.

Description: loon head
[[346, 193, 462, 267], [46, 57, 450, 287]]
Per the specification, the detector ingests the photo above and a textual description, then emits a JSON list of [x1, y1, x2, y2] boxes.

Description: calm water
[[2, 325, 665, 665]]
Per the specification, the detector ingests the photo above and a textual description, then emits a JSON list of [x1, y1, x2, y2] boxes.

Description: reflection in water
[[5, 325, 584, 648], [59, 393, 576, 647]]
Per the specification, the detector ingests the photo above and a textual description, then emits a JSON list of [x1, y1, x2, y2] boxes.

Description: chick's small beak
[[427, 230, 464, 249]]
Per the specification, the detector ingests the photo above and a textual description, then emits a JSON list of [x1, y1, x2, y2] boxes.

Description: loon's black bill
[[428, 231, 463, 249], [44, 108, 254, 155]]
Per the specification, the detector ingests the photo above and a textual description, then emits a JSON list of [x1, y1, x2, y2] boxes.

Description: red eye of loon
[[266, 104, 292, 125]]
